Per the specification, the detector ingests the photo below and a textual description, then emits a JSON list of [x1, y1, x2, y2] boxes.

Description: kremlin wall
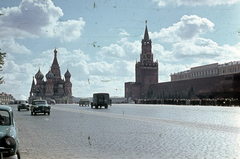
[[125, 23, 240, 105]]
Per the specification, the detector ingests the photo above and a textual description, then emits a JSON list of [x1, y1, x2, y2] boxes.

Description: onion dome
[[64, 69, 71, 78], [46, 70, 54, 79], [35, 69, 44, 80]]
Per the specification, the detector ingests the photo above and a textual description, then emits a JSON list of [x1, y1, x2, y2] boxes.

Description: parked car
[[0, 105, 20, 159], [31, 100, 51, 115], [79, 98, 90, 106], [17, 100, 30, 111], [91, 93, 110, 109]]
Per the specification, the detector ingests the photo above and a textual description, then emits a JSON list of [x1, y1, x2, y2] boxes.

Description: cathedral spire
[[51, 48, 61, 82], [144, 20, 149, 40], [30, 76, 35, 91]]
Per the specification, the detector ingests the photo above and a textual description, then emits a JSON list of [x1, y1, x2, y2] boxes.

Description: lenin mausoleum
[[125, 23, 240, 104], [29, 48, 73, 104]]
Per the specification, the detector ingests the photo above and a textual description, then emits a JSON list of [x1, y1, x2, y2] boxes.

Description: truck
[[79, 98, 90, 106], [91, 93, 111, 109]]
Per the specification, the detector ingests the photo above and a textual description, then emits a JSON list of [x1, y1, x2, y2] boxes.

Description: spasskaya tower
[[125, 21, 158, 100]]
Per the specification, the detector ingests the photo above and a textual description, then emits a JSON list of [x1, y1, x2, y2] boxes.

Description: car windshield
[[34, 101, 47, 105], [20, 101, 26, 104], [0, 110, 10, 126]]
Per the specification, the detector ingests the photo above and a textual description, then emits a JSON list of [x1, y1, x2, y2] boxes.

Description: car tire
[[34, 112, 36, 115], [31, 111, 33, 115], [48, 112, 50, 115], [17, 150, 20, 159], [18, 108, 20, 111], [44, 113, 46, 115]]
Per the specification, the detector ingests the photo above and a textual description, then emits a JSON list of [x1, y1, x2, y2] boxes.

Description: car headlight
[[5, 137, 16, 146]]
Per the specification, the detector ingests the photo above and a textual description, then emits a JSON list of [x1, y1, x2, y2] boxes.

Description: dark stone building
[[29, 48, 73, 104], [125, 23, 240, 102], [125, 23, 158, 100]]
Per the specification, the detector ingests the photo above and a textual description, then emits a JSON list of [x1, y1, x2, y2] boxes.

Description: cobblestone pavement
[[10, 104, 240, 159]]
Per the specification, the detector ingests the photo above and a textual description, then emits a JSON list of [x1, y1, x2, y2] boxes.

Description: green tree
[[0, 49, 6, 84]]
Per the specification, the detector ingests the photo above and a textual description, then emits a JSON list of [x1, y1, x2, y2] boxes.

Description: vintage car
[[0, 105, 20, 159], [31, 100, 51, 115], [17, 100, 30, 111]]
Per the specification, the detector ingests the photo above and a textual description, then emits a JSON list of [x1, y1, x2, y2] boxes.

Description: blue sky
[[0, 0, 239, 100]]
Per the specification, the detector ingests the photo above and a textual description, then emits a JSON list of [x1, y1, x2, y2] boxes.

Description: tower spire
[[144, 20, 149, 40]]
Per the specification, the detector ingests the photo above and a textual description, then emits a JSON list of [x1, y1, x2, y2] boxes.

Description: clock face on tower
[[145, 52, 152, 60]]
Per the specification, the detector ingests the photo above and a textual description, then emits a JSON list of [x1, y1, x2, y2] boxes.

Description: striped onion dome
[[46, 70, 54, 79], [35, 69, 44, 80]]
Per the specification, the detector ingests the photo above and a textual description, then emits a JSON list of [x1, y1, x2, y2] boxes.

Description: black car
[[17, 100, 30, 111], [31, 100, 51, 115]]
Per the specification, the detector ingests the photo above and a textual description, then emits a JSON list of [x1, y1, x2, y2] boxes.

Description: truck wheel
[[105, 105, 108, 109], [95, 106, 98, 109]]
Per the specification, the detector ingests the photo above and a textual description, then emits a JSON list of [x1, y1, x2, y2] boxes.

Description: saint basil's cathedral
[[29, 48, 73, 104]]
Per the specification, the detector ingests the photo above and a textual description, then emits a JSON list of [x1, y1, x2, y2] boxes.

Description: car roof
[[34, 100, 47, 102], [93, 93, 109, 95], [0, 105, 12, 112]]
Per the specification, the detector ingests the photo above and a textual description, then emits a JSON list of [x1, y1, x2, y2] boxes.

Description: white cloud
[[0, 38, 31, 54], [97, 44, 126, 59], [0, 0, 85, 42], [50, 18, 85, 42], [152, 0, 240, 6], [150, 15, 214, 42], [119, 29, 130, 36], [97, 38, 141, 61], [1, 58, 38, 100]]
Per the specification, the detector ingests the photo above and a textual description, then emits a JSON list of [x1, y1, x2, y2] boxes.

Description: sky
[[0, 0, 239, 100]]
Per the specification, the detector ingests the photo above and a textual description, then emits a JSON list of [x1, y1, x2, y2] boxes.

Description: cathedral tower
[[51, 48, 61, 83]]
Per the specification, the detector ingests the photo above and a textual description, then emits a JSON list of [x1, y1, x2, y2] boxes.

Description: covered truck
[[91, 93, 111, 109], [79, 98, 90, 106]]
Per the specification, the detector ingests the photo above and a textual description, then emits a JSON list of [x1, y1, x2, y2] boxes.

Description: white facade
[[0, 92, 15, 104], [171, 61, 240, 81]]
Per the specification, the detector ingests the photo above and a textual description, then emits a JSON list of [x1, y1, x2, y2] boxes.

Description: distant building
[[0, 92, 15, 104], [125, 22, 240, 102], [111, 97, 127, 104], [171, 62, 240, 81], [29, 48, 73, 104]]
